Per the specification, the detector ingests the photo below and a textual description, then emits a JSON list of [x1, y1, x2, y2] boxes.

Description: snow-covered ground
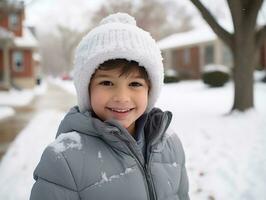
[[50, 77, 76, 95], [0, 78, 265, 200], [0, 107, 15, 120], [0, 82, 47, 120], [157, 81, 266, 200], [0, 110, 65, 199]]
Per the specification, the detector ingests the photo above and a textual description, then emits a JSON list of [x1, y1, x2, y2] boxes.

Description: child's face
[[89, 67, 149, 135]]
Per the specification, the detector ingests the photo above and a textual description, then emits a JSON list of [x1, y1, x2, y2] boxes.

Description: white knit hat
[[73, 12, 164, 113]]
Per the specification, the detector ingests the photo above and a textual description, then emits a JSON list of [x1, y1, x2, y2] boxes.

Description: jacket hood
[[56, 106, 100, 138]]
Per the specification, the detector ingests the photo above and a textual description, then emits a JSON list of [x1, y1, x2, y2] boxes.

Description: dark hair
[[97, 59, 150, 86]]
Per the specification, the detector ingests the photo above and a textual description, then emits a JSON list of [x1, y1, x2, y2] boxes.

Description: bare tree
[[56, 25, 83, 73], [190, 0, 266, 111], [37, 25, 83, 76], [38, 32, 64, 76], [91, 0, 135, 28], [134, 0, 169, 39], [153, 0, 193, 36], [37, 0, 193, 76], [91, 0, 193, 40]]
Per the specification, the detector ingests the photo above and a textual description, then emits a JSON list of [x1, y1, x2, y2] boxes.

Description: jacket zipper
[[114, 133, 155, 200], [142, 112, 170, 200], [131, 149, 152, 200], [145, 144, 157, 200], [127, 143, 155, 200]]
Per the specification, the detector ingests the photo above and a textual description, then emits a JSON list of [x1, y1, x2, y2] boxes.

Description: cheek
[[90, 88, 106, 109], [138, 91, 149, 109]]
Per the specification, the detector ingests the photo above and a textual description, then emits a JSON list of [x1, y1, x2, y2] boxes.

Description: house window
[[184, 48, 190, 65], [222, 44, 233, 67], [8, 13, 19, 30], [204, 44, 214, 64], [172, 49, 179, 67], [12, 51, 24, 72]]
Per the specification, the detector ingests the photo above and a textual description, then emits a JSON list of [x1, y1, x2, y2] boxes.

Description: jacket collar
[[56, 106, 172, 152]]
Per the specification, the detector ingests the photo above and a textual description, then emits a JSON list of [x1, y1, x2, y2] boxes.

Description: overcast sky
[[23, 0, 104, 31], [22, 0, 265, 33]]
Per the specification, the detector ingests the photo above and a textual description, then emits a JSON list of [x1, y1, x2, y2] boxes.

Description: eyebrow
[[93, 74, 112, 78], [93, 73, 145, 79]]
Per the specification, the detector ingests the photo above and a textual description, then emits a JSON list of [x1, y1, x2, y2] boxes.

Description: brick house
[[157, 25, 266, 79], [0, 1, 39, 90]]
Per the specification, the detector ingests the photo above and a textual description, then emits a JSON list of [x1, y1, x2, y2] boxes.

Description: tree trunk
[[232, 53, 254, 111], [190, 0, 266, 112], [231, 31, 256, 111]]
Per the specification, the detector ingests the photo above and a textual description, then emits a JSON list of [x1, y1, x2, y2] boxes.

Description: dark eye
[[129, 82, 143, 87], [99, 81, 113, 86]]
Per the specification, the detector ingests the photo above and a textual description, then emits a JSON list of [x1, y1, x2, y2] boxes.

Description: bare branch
[[256, 25, 266, 48], [227, 0, 242, 31], [190, 0, 233, 48], [228, 0, 263, 32], [244, 0, 263, 14], [244, 0, 263, 30]]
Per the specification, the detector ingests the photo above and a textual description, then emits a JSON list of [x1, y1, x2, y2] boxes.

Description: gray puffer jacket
[[30, 107, 189, 200]]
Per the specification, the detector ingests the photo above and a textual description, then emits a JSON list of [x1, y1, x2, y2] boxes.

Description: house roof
[[157, 25, 217, 50], [157, 19, 235, 51], [0, 27, 14, 40], [14, 27, 38, 48], [0, 0, 24, 11]]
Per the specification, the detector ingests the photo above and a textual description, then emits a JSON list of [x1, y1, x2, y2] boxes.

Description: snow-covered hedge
[[164, 69, 180, 83], [202, 64, 230, 87]]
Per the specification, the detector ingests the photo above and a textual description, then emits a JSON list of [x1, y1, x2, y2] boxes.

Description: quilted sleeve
[[30, 146, 80, 200], [30, 178, 80, 200]]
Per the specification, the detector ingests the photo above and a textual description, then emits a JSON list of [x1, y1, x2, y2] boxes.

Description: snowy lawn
[[50, 77, 76, 95], [0, 82, 47, 120], [0, 79, 265, 200], [156, 81, 266, 200], [0, 106, 15, 120]]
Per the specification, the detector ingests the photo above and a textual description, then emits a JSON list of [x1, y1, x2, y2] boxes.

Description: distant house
[[0, 1, 39, 90], [157, 25, 266, 79]]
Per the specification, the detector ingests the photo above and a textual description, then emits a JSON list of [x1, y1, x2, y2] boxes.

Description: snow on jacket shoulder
[[30, 139, 80, 200], [30, 107, 189, 200]]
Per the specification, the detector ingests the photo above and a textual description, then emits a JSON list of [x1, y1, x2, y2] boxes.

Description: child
[[30, 13, 189, 200]]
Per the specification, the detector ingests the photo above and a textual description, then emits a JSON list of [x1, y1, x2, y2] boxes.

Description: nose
[[112, 86, 130, 103]]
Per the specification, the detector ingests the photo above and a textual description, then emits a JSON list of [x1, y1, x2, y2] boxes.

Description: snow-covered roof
[[157, 19, 235, 51], [157, 25, 217, 50], [0, 27, 13, 40], [14, 27, 38, 48]]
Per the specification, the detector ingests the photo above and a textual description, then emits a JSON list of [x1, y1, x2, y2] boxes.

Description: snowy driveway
[[0, 83, 76, 159]]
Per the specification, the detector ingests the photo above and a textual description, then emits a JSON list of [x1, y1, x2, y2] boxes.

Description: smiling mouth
[[107, 107, 134, 113]]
